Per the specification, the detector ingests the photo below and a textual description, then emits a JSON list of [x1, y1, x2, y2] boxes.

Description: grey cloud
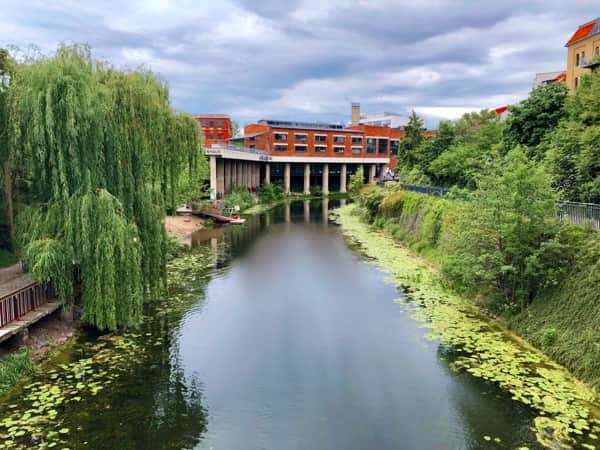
[[0, 0, 598, 125]]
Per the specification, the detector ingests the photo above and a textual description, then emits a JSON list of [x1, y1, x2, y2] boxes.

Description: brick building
[[194, 114, 233, 147]]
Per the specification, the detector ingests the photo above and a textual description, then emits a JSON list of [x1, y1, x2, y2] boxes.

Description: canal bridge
[[206, 145, 389, 199]]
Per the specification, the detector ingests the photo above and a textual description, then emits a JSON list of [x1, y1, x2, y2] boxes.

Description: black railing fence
[[395, 183, 600, 230]]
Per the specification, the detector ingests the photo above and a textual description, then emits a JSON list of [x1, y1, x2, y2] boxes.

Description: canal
[[0, 199, 539, 449]]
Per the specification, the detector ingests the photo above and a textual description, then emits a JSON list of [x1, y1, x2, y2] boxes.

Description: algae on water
[[333, 204, 600, 450]]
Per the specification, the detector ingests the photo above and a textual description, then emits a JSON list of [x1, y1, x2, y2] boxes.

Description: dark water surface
[[3, 200, 539, 449]]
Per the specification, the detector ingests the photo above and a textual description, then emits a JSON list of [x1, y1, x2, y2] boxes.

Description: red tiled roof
[[495, 106, 509, 115], [553, 72, 567, 82], [565, 19, 598, 47]]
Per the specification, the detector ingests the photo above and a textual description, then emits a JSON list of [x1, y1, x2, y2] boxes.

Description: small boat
[[175, 204, 194, 215], [199, 207, 246, 225]]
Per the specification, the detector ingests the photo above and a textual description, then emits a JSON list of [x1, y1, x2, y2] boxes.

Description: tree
[[7, 45, 201, 330], [544, 72, 600, 202], [503, 83, 568, 155], [0, 48, 15, 245], [397, 110, 425, 168], [349, 167, 365, 194], [442, 149, 560, 311], [415, 120, 455, 175]]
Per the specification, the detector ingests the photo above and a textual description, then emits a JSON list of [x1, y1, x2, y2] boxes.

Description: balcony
[[580, 57, 600, 70]]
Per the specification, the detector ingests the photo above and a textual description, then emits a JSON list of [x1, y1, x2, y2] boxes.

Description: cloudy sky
[[0, 1, 596, 126]]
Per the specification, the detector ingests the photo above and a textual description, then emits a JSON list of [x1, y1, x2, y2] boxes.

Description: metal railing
[[557, 201, 600, 229], [0, 283, 51, 327], [397, 183, 600, 230]]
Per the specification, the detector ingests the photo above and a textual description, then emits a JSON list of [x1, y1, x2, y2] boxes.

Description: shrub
[[259, 182, 284, 203], [0, 350, 35, 397], [540, 327, 558, 347], [349, 167, 365, 194], [224, 188, 254, 211]]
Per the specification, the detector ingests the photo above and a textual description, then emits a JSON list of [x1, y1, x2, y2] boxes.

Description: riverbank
[[333, 204, 600, 449]]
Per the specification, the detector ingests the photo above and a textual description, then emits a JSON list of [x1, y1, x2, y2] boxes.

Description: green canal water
[[0, 200, 550, 449]]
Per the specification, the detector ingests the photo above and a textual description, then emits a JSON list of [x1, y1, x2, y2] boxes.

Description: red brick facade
[[195, 114, 233, 147], [243, 120, 404, 168]]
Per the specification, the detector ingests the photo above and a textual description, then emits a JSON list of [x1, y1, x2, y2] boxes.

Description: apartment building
[[194, 114, 233, 147], [565, 18, 600, 89]]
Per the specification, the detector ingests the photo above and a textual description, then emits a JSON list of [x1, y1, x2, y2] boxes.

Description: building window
[[295, 144, 307, 152], [366, 138, 376, 153], [315, 145, 327, 153], [209, 120, 214, 127], [333, 135, 345, 144], [216, 119, 222, 128], [295, 133, 308, 142], [274, 133, 287, 142], [390, 140, 399, 155], [209, 133, 214, 140], [315, 135, 327, 143], [351, 136, 363, 145], [596, 46, 600, 57], [576, 53, 580, 67], [248, 135, 256, 142], [333, 146, 344, 153], [274, 144, 287, 152], [582, 51, 586, 65], [378, 139, 388, 154], [351, 146, 362, 154], [575, 76, 579, 88], [249, 144, 255, 149]]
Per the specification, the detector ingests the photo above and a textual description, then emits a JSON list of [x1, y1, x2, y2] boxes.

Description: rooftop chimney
[[351, 102, 360, 125]]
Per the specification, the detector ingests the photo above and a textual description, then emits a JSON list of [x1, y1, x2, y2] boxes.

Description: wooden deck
[[0, 263, 57, 342], [0, 302, 59, 344]]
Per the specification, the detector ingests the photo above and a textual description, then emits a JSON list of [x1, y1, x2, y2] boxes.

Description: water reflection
[[185, 199, 537, 450]]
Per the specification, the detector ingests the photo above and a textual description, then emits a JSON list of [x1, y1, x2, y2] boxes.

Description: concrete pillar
[[209, 156, 217, 200], [304, 163, 311, 195], [304, 200, 310, 223], [322, 163, 329, 195], [231, 161, 237, 188], [225, 160, 232, 193], [340, 198, 347, 207], [216, 159, 225, 196], [340, 163, 347, 193], [284, 163, 291, 194], [237, 162, 243, 187], [254, 163, 260, 189], [245, 162, 251, 189], [369, 164, 377, 185], [265, 163, 271, 184]]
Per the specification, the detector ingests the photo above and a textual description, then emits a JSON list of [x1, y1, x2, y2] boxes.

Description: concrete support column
[[224, 160, 232, 193], [322, 163, 329, 195], [304, 163, 311, 195], [231, 161, 238, 188], [216, 159, 225, 196], [209, 156, 217, 200], [369, 164, 377, 185], [246, 162, 252, 189], [265, 163, 271, 184], [255, 163, 260, 189], [322, 197, 329, 226], [340, 163, 347, 193], [284, 163, 291, 194]]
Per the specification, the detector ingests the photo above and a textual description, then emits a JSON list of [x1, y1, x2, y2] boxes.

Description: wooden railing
[[0, 282, 50, 328]]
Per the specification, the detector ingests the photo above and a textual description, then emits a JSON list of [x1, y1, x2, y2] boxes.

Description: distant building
[[194, 114, 232, 147], [565, 18, 600, 89], [533, 71, 566, 88]]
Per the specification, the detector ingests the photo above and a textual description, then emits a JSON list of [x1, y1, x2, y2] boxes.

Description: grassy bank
[[334, 203, 600, 449], [0, 350, 35, 397], [357, 185, 600, 392]]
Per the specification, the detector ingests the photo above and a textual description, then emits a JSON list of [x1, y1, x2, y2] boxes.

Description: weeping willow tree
[[6, 45, 202, 330]]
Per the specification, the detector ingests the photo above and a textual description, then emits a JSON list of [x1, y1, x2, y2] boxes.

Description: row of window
[[575, 46, 600, 67], [273, 132, 364, 145], [273, 143, 393, 154], [205, 133, 226, 140], [199, 119, 227, 128]]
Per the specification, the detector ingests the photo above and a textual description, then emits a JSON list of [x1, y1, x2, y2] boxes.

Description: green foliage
[[258, 182, 284, 203], [503, 83, 568, 153], [224, 187, 254, 211], [348, 167, 364, 194], [397, 110, 425, 167], [442, 149, 560, 311], [540, 327, 557, 347], [0, 349, 34, 397], [396, 165, 431, 185], [543, 72, 600, 203], [0, 248, 17, 268], [428, 144, 482, 188], [25, 239, 73, 306], [5, 45, 200, 329]]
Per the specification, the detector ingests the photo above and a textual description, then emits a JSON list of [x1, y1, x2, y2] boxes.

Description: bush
[[540, 327, 558, 347], [224, 188, 254, 211], [259, 182, 284, 203], [349, 167, 365, 194]]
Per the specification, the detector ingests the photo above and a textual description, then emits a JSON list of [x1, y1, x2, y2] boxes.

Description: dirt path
[[165, 215, 205, 246]]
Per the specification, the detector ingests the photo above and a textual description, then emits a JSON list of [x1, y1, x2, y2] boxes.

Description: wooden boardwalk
[[0, 263, 57, 343]]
